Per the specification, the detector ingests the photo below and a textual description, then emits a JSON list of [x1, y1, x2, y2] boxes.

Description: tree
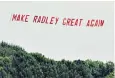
[[0, 42, 114, 78]]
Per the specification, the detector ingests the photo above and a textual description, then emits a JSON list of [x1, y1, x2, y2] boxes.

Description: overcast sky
[[0, 1, 114, 62]]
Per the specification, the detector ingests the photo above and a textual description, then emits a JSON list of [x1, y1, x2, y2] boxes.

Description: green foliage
[[0, 42, 114, 78], [105, 72, 114, 78]]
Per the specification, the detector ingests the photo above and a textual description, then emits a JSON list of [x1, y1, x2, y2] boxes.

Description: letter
[[33, 16, 38, 23], [100, 20, 104, 26], [17, 14, 20, 21], [55, 17, 59, 25], [94, 20, 98, 26], [79, 19, 83, 26], [25, 15, 30, 22], [45, 17, 48, 24], [12, 14, 17, 21], [50, 17, 55, 24], [86, 20, 90, 26], [41, 16, 46, 23], [75, 19, 78, 26], [91, 19, 95, 26], [71, 19, 75, 26], [62, 18, 66, 25], [21, 15, 25, 21], [67, 18, 71, 26], [37, 16, 41, 23]]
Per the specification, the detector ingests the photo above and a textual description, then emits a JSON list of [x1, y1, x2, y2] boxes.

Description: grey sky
[[0, 1, 114, 62]]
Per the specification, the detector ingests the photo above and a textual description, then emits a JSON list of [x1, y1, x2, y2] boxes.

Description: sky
[[0, 1, 114, 62]]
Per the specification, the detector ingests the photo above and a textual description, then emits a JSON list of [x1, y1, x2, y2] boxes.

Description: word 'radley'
[[33, 16, 59, 25]]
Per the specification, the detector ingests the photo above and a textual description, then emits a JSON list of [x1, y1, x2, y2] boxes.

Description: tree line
[[0, 42, 114, 78]]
